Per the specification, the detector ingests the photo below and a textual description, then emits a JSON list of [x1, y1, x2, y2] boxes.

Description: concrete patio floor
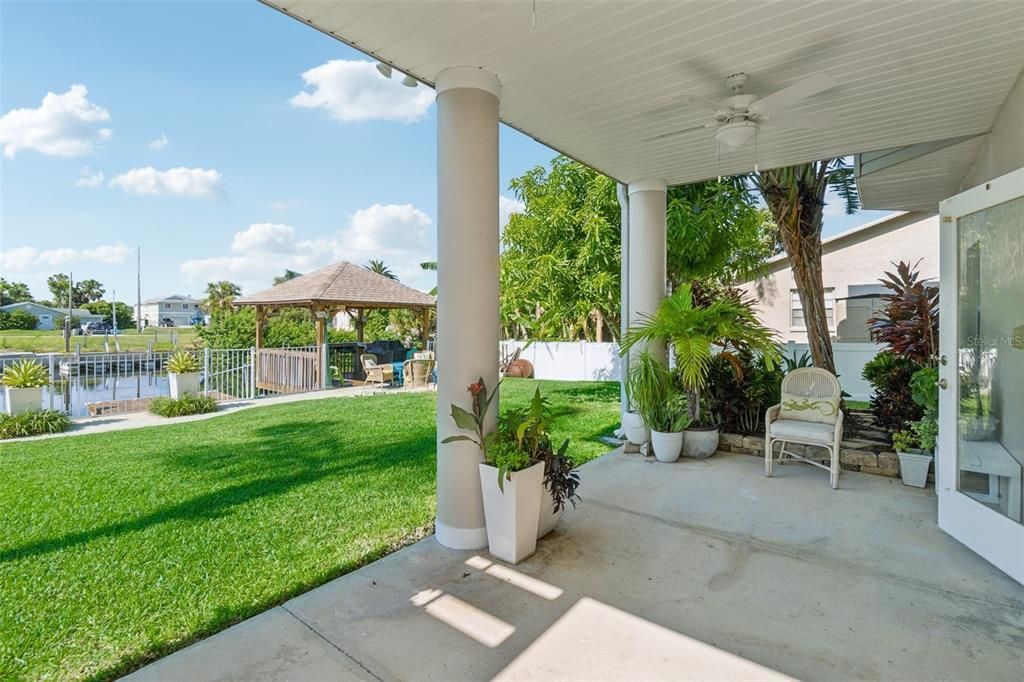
[[125, 450, 1024, 681]]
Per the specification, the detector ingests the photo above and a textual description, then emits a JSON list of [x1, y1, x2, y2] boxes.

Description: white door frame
[[937, 166, 1024, 585]]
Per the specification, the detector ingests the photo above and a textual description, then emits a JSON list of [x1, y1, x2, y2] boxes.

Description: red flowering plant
[[442, 377, 500, 458]]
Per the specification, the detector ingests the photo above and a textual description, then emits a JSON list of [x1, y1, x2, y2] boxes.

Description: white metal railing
[[204, 347, 255, 401]]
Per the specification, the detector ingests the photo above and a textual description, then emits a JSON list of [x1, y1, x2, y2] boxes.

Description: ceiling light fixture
[[401, 74, 418, 88], [376, 62, 392, 78], [715, 121, 758, 150]]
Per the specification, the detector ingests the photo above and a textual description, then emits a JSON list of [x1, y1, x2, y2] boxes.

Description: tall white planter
[[479, 461, 544, 564], [4, 386, 42, 415], [537, 484, 562, 539], [650, 430, 683, 463], [622, 411, 650, 445], [168, 372, 201, 399], [897, 450, 933, 488]]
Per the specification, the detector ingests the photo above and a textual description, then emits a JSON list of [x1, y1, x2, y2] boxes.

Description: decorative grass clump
[[0, 409, 71, 439], [149, 394, 218, 418]]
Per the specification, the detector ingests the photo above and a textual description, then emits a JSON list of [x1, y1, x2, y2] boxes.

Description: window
[[182, 303, 189, 310], [163, 303, 170, 310], [791, 289, 834, 329]]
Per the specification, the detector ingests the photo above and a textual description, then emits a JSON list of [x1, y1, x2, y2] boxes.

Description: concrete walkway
[[125, 450, 1024, 681], [21, 385, 430, 441]]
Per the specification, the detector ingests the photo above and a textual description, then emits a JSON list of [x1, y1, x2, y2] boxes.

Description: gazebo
[[235, 261, 436, 348], [234, 262, 436, 392]]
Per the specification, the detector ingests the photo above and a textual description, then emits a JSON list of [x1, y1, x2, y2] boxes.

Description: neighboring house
[[140, 295, 202, 327], [738, 212, 939, 343], [0, 302, 103, 331]]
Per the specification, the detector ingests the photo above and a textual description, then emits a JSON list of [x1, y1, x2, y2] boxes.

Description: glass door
[[937, 167, 1024, 585]]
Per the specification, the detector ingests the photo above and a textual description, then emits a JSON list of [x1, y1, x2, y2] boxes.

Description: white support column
[[435, 66, 501, 550], [626, 179, 668, 364]]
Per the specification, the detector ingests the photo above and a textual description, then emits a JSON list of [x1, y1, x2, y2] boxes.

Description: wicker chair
[[765, 367, 844, 489], [360, 353, 394, 393], [403, 357, 436, 389]]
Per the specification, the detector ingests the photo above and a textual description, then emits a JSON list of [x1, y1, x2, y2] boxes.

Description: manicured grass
[[846, 399, 871, 410], [0, 379, 619, 681], [0, 328, 197, 353]]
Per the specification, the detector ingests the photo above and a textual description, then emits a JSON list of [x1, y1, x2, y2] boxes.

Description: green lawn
[[0, 328, 197, 353], [0, 379, 619, 681]]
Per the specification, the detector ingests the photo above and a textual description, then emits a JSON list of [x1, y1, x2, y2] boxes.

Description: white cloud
[[148, 132, 169, 151], [500, 195, 525, 230], [75, 167, 104, 188], [109, 166, 223, 198], [0, 84, 112, 159], [1, 244, 131, 273], [289, 60, 434, 124], [180, 203, 436, 294]]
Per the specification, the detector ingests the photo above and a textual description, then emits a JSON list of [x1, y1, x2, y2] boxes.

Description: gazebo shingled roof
[[235, 261, 435, 309]]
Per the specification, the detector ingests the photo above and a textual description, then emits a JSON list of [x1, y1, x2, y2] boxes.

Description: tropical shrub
[[862, 351, 923, 430], [705, 351, 784, 434], [0, 310, 39, 330], [892, 429, 917, 453], [1, 359, 50, 388], [149, 394, 218, 418], [625, 350, 688, 432], [166, 350, 200, 374], [621, 284, 780, 425], [869, 260, 939, 365], [0, 409, 70, 439]]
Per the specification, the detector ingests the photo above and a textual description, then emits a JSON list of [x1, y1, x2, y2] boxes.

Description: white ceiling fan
[[643, 71, 837, 149]]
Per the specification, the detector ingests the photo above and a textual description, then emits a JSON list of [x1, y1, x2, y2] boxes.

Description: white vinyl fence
[[501, 339, 882, 402]]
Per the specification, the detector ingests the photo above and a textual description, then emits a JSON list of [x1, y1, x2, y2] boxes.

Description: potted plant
[[501, 388, 582, 537], [626, 351, 690, 462], [443, 377, 544, 564], [166, 350, 201, 399], [1, 359, 48, 415], [621, 284, 780, 459], [893, 424, 934, 488]]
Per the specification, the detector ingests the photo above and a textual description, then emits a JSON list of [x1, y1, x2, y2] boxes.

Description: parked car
[[159, 318, 176, 327], [82, 321, 114, 334]]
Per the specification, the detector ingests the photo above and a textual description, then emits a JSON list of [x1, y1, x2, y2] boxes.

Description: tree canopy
[[46, 274, 105, 307], [0, 279, 33, 306], [203, 281, 241, 312]]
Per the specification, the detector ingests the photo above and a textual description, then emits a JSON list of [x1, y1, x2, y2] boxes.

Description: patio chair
[[765, 367, 844, 489], [403, 358, 436, 389], [360, 353, 394, 393]]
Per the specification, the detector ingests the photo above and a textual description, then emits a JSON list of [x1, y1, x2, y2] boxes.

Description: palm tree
[[620, 284, 780, 424], [420, 261, 438, 296], [365, 259, 397, 280], [273, 269, 302, 285], [753, 158, 858, 375], [203, 280, 241, 312]]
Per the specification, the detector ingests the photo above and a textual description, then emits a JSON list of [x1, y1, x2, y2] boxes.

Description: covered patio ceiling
[[263, 0, 1024, 195]]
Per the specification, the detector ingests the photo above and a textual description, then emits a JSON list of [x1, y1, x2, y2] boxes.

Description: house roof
[[0, 302, 101, 317], [142, 294, 200, 304], [262, 1, 1024, 192], [234, 261, 435, 310]]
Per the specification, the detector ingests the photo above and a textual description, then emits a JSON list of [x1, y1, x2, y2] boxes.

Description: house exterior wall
[[738, 214, 939, 344], [140, 300, 199, 327], [962, 70, 1024, 190], [0, 302, 60, 330]]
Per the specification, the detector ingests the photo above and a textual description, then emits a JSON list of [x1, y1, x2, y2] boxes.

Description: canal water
[[0, 372, 172, 418]]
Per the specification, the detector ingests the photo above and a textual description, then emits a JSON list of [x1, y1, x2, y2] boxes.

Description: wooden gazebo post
[[421, 307, 431, 349]]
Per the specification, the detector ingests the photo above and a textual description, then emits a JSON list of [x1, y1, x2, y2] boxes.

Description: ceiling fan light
[[401, 74, 418, 87], [376, 62, 393, 79], [715, 121, 758, 150]]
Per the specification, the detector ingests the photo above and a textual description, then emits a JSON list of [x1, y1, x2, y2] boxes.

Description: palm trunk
[[759, 163, 838, 376]]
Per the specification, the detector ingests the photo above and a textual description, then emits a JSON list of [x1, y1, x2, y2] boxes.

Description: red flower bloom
[[468, 381, 484, 397]]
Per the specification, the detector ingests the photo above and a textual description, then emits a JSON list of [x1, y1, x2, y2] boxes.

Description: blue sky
[[0, 0, 889, 304]]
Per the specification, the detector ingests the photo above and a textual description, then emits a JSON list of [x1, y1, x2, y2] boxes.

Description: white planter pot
[[168, 372, 201, 399], [4, 386, 43, 415], [897, 450, 933, 488], [650, 430, 683, 463], [479, 461, 544, 564], [683, 427, 720, 459], [537, 484, 562, 539], [622, 411, 650, 445]]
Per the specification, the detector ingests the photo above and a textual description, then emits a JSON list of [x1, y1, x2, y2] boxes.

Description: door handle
[[938, 378, 949, 390]]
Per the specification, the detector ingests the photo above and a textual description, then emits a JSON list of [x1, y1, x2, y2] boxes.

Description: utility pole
[[64, 272, 73, 353], [112, 289, 117, 335], [136, 246, 143, 334]]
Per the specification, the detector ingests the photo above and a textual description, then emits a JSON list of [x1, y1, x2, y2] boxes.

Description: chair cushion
[[770, 419, 836, 442], [778, 391, 840, 424]]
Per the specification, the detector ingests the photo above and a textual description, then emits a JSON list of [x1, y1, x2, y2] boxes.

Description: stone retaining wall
[[718, 432, 934, 483]]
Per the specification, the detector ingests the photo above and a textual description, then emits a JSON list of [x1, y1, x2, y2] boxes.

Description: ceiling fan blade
[[758, 111, 831, 131], [748, 72, 837, 117], [642, 122, 715, 142], [681, 94, 721, 112]]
